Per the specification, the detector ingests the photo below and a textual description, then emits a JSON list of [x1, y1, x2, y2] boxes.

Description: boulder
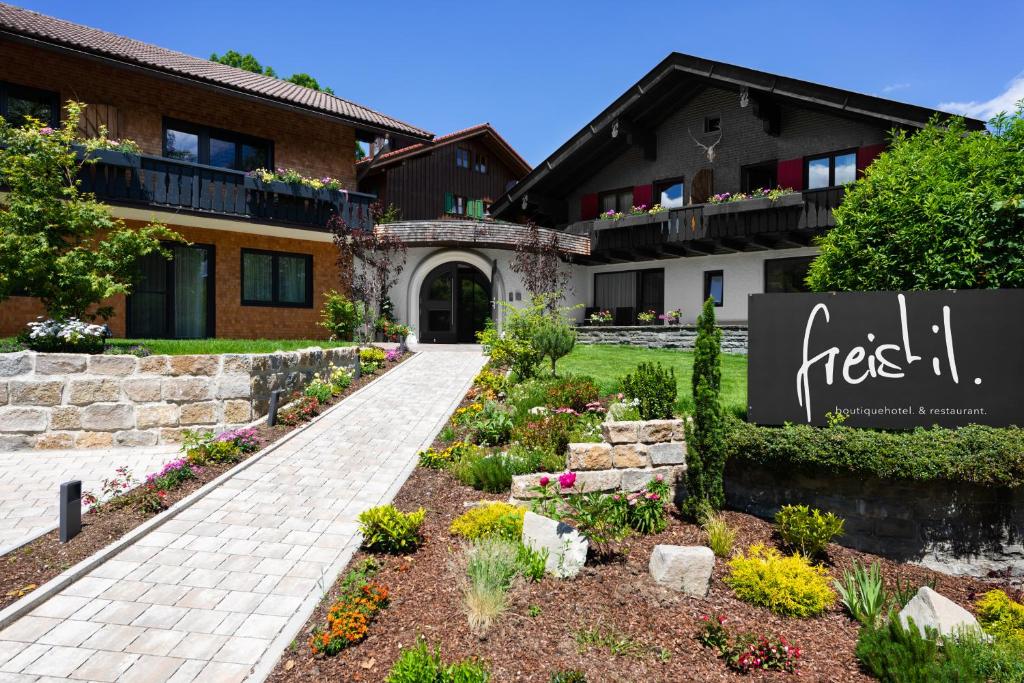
[[521, 511, 588, 578], [898, 586, 981, 638], [649, 545, 714, 597]]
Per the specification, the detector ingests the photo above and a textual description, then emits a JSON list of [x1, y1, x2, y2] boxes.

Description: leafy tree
[[209, 51, 335, 94], [509, 222, 574, 310], [531, 316, 576, 377], [330, 216, 406, 339], [808, 106, 1024, 291], [683, 297, 726, 517], [0, 102, 181, 321], [285, 72, 335, 95]]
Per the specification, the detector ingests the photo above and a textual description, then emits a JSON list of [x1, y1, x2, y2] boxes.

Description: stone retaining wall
[[576, 325, 748, 353], [725, 460, 1024, 577], [0, 346, 358, 450], [512, 419, 688, 502]]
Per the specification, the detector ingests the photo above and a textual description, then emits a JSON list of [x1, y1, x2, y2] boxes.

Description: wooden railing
[[76, 149, 375, 231]]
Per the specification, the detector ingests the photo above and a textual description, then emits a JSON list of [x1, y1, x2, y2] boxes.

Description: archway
[[418, 262, 492, 343]]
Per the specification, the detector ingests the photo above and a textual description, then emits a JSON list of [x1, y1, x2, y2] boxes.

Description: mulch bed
[[268, 466, 1017, 683], [0, 350, 411, 611]]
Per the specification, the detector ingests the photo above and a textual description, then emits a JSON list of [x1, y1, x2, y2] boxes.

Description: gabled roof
[[0, 3, 431, 139], [491, 52, 986, 218], [358, 123, 531, 177]]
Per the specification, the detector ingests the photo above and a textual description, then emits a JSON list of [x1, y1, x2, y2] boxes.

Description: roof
[[359, 123, 531, 176], [491, 52, 987, 218], [375, 219, 589, 256], [0, 3, 431, 139]]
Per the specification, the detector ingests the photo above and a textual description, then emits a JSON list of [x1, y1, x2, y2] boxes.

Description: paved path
[[0, 446, 180, 555], [0, 349, 483, 682]]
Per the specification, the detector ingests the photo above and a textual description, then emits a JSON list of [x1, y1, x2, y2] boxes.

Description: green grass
[[2, 337, 354, 356], [555, 344, 747, 417]]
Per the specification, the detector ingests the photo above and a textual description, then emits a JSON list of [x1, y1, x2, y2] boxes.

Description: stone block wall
[[576, 325, 748, 354], [512, 419, 688, 500], [0, 347, 357, 450]]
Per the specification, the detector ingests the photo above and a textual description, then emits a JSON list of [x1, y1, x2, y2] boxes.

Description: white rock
[[898, 586, 981, 638], [521, 511, 588, 578], [649, 545, 714, 597]]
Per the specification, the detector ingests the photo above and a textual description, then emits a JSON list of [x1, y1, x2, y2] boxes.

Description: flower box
[[703, 192, 803, 216], [77, 146, 141, 168]]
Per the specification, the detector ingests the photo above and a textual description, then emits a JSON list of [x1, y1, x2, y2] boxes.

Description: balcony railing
[[567, 187, 845, 258], [76, 149, 375, 231]]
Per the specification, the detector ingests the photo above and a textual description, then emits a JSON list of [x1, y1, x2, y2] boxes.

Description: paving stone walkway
[[0, 446, 180, 555], [0, 348, 484, 682]]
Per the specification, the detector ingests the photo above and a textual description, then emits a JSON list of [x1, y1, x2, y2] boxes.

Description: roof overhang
[[375, 219, 589, 256]]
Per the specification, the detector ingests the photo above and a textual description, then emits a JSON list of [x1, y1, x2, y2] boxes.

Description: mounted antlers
[[687, 126, 723, 163]]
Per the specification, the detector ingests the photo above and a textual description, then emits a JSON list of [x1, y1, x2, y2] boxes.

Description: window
[[455, 147, 470, 169], [163, 118, 272, 171], [805, 150, 857, 189], [704, 116, 721, 133], [654, 177, 686, 210], [598, 188, 634, 214], [474, 153, 487, 174], [241, 249, 312, 307], [742, 161, 777, 192], [0, 82, 59, 128], [704, 270, 724, 307], [764, 257, 814, 293], [593, 269, 665, 324], [445, 192, 467, 215]]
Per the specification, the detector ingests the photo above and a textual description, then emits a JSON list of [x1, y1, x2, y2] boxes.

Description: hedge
[[724, 417, 1024, 488]]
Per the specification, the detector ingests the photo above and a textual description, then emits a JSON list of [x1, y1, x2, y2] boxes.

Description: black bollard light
[[353, 347, 362, 380], [59, 480, 82, 543], [267, 389, 283, 427]]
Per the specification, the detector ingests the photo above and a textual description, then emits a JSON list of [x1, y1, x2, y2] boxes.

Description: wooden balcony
[[569, 187, 845, 263], [77, 149, 375, 231]]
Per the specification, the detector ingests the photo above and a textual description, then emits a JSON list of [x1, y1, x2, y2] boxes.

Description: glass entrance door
[[128, 244, 214, 338], [419, 262, 491, 344]]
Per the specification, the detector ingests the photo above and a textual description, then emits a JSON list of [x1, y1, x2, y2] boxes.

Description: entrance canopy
[[375, 219, 590, 256]]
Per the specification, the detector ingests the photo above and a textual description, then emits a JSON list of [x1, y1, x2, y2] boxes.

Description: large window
[[654, 177, 686, 209], [163, 118, 272, 171], [474, 153, 488, 174], [704, 270, 724, 307], [593, 269, 664, 324], [805, 150, 857, 189], [764, 256, 814, 293], [742, 161, 777, 192], [444, 192, 467, 215], [0, 82, 59, 128], [599, 187, 634, 214], [455, 147, 470, 169], [241, 249, 312, 307]]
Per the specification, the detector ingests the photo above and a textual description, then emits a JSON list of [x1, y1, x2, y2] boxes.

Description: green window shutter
[[473, 200, 482, 218], [470, 200, 479, 218], [444, 192, 453, 213]]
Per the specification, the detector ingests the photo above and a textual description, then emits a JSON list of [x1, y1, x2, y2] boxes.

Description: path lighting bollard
[[59, 480, 82, 543], [353, 347, 362, 380], [267, 389, 283, 427]]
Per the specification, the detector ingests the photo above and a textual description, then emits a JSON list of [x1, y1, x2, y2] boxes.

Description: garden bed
[[0, 349, 410, 610], [0, 337, 356, 356], [267, 464, 1013, 682]]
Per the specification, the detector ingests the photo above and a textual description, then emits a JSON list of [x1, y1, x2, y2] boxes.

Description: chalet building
[[490, 53, 986, 326], [0, 3, 430, 340], [357, 123, 531, 221]]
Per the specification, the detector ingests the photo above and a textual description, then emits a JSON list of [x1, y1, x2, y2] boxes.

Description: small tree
[[532, 316, 576, 377], [509, 222, 573, 310], [0, 102, 180, 321], [330, 217, 407, 340], [684, 297, 726, 517]]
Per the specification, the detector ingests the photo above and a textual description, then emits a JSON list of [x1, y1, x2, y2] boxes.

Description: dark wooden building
[[357, 124, 531, 221]]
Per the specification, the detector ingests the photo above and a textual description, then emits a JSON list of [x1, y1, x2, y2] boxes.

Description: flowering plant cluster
[[247, 167, 345, 191], [647, 203, 667, 215], [697, 614, 801, 674], [658, 309, 682, 323], [637, 309, 657, 324], [375, 318, 410, 340], [82, 465, 136, 510], [629, 204, 649, 215], [146, 458, 199, 491], [598, 209, 624, 221], [612, 474, 671, 534], [385, 347, 402, 362], [588, 309, 613, 325], [418, 441, 479, 469], [23, 317, 108, 353], [310, 563, 389, 656], [79, 133, 143, 155], [214, 427, 262, 453], [530, 472, 634, 557], [278, 392, 321, 426], [452, 401, 485, 425], [708, 186, 796, 204]]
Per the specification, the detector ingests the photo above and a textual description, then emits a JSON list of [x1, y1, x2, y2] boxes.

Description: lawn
[[556, 343, 748, 417], [1, 337, 355, 356]]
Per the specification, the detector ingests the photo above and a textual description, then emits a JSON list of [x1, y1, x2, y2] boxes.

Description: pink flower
[[39, 127, 54, 135], [538, 476, 550, 487], [655, 474, 664, 482], [558, 471, 576, 489]]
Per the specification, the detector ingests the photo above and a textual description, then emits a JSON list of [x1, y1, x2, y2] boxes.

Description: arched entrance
[[418, 262, 491, 343]]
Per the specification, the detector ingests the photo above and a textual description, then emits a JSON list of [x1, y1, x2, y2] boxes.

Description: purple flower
[[39, 127, 54, 136]]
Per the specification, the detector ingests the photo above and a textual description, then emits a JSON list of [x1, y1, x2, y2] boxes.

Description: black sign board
[[748, 290, 1024, 428]]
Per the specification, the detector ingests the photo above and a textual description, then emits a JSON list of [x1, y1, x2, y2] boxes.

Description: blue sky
[[18, 0, 1024, 165]]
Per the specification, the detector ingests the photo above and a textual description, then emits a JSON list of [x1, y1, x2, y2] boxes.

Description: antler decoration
[[687, 126, 723, 163]]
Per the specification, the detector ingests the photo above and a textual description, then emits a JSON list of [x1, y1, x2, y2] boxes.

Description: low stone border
[[0, 353, 413, 632], [576, 325, 748, 353]]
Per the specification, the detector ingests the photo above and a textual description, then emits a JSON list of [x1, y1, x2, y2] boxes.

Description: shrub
[[724, 544, 835, 617], [516, 543, 548, 582], [511, 413, 573, 456], [618, 475, 671, 534], [834, 559, 889, 627], [277, 393, 321, 426], [360, 346, 387, 374], [418, 441, 477, 470], [181, 428, 259, 465], [469, 401, 514, 446], [385, 639, 490, 683], [450, 503, 524, 541], [21, 318, 107, 353], [309, 561, 388, 655], [464, 538, 519, 635], [977, 590, 1024, 647], [319, 290, 361, 340], [531, 315, 576, 377], [146, 458, 197, 491], [357, 505, 425, 553], [684, 296, 725, 517], [304, 374, 334, 403], [620, 361, 676, 420], [473, 368, 506, 398], [459, 455, 515, 493], [476, 302, 545, 380], [723, 416, 1024, 488], [775, 504, 845, 558], [328, 364, 353, 393], [699, 505, 737, 558], [544, 376, 600, 413], [532, 481, 631, 558], [506, 378, 557, 423]]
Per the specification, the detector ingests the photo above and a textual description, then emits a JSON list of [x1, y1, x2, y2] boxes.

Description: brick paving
[[0, 446, 180, 555], [0, 348, 483, 682]]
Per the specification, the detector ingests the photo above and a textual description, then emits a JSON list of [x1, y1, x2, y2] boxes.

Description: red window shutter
[[776, 158, 804, 191], [632, 184, 653, 210], [580, 193, 598, 220], [856, 143, 886, 175]]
